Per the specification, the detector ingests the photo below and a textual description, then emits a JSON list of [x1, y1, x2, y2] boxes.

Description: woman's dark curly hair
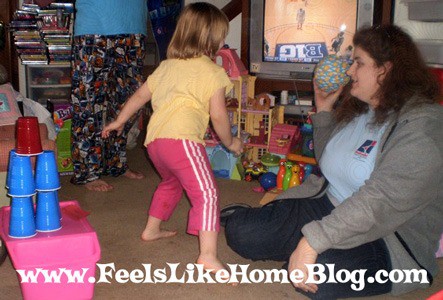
[[335, 25, 440, 124]]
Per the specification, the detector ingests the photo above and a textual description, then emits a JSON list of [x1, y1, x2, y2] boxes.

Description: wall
[[394, 0, 443, 39], [393, 0, 443, 66], [184, 0, 242, 56]]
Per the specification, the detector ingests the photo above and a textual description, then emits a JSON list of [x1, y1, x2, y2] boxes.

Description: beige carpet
[[0, 140, 441, 300]]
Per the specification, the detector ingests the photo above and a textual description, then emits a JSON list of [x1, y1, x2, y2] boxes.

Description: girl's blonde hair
[[167, 2, 229, 59]]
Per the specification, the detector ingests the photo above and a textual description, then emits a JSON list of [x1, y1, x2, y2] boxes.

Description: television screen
[[264, 0, 357, 63], [249, 0, 374, 80]]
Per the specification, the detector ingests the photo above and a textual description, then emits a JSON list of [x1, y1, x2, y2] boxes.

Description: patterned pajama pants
[[70, 34, 145, 184]]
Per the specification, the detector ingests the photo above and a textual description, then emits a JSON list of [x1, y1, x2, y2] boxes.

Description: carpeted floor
[[0, 138, 441, 299]]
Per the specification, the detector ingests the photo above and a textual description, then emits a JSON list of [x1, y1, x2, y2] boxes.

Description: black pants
[[224, 195, 392, 299]]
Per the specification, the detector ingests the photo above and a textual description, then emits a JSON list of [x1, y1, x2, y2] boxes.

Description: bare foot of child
[[140, 228, 177, 241], [196, 256, 225, 273], [85, 179, 114, 192], [196, 256, 237, 285]]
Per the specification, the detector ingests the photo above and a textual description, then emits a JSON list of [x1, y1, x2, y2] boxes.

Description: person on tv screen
[[296, 8, 306, 30], [222, 25, 442, 299], [330, 31, 345, 54]]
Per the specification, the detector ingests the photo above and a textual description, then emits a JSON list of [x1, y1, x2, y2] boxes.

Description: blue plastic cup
[[48, 191, 62, 220], [54, 192, 62, 220], [5, 149, 17, 189], [36, 191, 62, 232], [9, 197, 36, 238], [35, 150, 60, 191], [7, 155, 36, 197]]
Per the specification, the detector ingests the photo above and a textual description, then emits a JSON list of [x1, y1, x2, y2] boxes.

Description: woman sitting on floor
[[222, 25, 442, 299]]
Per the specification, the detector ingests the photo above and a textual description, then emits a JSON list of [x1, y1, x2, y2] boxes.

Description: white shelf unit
[[26, 63, 72, 106]]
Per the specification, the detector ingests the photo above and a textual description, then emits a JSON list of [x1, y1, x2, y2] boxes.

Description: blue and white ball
[[314, 55, 351, 93]]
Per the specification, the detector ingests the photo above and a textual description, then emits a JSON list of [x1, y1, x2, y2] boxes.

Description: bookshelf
[[10, 2, 74, 65], [9, 2, 74, 104]]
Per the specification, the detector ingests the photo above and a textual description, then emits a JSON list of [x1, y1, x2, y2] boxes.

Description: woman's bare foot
[[141, 228, 177, 241], [123, 169, 145, 179], [85, 179, 114, 192]]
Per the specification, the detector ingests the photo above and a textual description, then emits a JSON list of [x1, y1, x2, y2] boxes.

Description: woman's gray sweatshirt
[[276, 101, 442, 295]]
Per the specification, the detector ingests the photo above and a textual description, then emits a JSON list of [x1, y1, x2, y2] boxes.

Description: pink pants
[[147, 139, 220, 235]]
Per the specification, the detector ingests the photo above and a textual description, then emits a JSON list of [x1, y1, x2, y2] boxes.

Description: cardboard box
[[0, 201, 101, 300], [55, 119, 73, 175], [47, 99, 73, 175], [47, 99, 72, 122]]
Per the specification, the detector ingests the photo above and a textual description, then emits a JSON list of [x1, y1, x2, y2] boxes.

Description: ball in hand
[[314, 55, 351, 93]]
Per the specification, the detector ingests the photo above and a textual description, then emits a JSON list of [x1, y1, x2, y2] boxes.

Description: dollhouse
[[206, 47, 285, 179]]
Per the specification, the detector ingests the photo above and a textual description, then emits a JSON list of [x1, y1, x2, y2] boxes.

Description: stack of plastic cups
[[6, 150, 37, 238], [6, 117, 44, 238], [35, 150, 62, 232]]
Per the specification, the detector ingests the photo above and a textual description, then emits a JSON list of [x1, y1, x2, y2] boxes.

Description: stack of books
[[40, 7, 73, 64], [10, 2, 74, 65], [10, 4, 47, 64]]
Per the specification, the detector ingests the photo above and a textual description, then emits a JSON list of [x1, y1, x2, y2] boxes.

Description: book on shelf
[[44, 34, 71, 39], [15, 10, 39, 17], [17, 49, 46, 55], [50, 2, 74, 13], [21, 3, 39, 10], [14, 37, 42, 43], [41, 30, 70, 36], [45, 40, 71, 46], [20, 59, 49, 65], [47, 45, 71, 50], [49, 60, 71, 65], [13, 30, 40, 35], [38, 9, 59, 16]]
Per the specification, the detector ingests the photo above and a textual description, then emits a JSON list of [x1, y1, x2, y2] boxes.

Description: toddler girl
[[102, 2, 243, 274]]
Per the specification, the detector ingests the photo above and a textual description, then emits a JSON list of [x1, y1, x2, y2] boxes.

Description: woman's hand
[[288, 237, 319, 294], [314, 81, 343, 113], [102, 121, 124, 138]]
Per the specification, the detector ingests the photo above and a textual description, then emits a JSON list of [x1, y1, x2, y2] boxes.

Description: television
[[249, 0, 374, 81]]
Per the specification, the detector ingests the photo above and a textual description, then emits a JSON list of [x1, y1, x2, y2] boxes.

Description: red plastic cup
[[15, 117, 43, 156]]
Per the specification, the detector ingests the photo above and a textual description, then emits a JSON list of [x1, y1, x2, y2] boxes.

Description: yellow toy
[[289, 164, 301, 188]]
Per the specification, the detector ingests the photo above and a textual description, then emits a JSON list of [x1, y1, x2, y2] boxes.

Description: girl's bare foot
[[196, 256, 236, 285], [141, 228, 177, 241], [85, 179, 113, 192], [196, 257, 225, 273]]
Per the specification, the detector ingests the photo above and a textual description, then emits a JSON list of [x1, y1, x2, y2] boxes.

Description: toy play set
[[209, 46, 319, 201]]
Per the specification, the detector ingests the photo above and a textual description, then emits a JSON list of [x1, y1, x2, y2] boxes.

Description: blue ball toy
[[259, 172, 277, 191]]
